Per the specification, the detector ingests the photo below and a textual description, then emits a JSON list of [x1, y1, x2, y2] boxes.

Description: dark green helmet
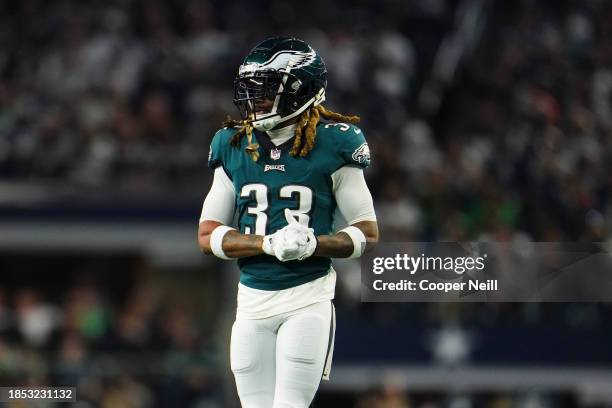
[[234, 37, 327, 131]]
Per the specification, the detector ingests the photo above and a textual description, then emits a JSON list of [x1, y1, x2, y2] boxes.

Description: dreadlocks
[[291, 105, 359, 157], [223, 106, 360, 160], [224, 116, 259, 162]]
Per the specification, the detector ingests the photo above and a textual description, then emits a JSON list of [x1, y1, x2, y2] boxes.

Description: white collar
[[266, 123, 297, 146]]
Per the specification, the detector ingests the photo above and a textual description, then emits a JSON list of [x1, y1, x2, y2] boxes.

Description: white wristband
[[210, 225, 236, 260], [340, 226, 367, 258]]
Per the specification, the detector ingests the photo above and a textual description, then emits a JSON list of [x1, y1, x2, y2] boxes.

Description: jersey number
[[240, 184, 313, 235]]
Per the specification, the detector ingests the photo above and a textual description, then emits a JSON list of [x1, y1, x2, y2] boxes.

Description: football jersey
[[208, 122, 370, 290]]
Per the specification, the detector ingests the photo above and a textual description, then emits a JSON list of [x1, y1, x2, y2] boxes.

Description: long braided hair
[[223, 105, 360, 160]]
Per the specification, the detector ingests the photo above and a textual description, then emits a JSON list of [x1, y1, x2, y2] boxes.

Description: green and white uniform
[[201, 122, 375, 318], [209, 36, 377, 408], [200, 122, 375, 399]]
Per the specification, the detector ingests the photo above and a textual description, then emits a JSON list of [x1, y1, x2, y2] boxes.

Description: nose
[[254, 99, 273, 113], [255, 99, 272, 107]]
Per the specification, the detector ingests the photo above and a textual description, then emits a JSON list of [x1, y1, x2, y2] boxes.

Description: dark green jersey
[[208, 122, 370, 290]]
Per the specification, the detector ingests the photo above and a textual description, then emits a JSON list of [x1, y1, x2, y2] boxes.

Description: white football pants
[[230, 300, 336, 408]]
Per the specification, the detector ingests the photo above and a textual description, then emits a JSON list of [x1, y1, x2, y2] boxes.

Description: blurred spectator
[[355, 386, 412, 408], [14, 289, 61, 347]]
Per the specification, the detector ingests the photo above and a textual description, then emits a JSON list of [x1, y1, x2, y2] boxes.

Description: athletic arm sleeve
[[331, 166, 377, 225], [199, 167, 236, 224]]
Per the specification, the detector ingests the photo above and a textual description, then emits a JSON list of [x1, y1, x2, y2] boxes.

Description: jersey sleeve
[[207, 128, 231, 170], [337, 124, 371, 169]]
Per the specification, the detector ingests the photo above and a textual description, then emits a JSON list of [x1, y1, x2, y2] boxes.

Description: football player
[[198, 37, 378, 408]]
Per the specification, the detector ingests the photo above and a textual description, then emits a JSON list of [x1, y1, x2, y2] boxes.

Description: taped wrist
[[340, 226, 367, 258], [210, 225, 236, 260]]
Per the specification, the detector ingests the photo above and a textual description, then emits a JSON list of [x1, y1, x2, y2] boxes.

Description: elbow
[[352, 220, 379, 252], [366, 227, 379, 250], [198, 232, 213, 254]]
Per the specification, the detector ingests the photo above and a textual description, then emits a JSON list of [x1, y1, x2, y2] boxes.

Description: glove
[[277, 208, 317, 261], [262, 233, 276, 256], [261, 209, 317, 261], [262, 227, 303, 259]]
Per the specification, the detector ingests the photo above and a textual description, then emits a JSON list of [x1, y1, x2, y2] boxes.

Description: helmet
[[233, 37, 327, 131]]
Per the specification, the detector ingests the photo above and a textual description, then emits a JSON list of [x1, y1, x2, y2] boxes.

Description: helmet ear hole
[[288, 78, 302, 94], [294, 82, 308, 98]]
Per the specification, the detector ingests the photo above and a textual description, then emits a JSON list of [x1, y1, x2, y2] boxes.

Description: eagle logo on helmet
[[239, 50, 317, 74]]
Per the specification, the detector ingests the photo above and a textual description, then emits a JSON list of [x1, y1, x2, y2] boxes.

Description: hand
[[282, 209, 317, 260], [262, 225, 305, 261], [262, 209, 317, 261]]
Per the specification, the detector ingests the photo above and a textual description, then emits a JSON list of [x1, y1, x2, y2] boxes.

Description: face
[[253, 98, 274, 116], [234, 71, 283, 122], [252, 96, 298, 130]]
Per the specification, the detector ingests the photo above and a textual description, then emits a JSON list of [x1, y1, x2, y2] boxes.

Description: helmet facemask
[[234, 70, 291, 131], [234, 69, 325, 132]]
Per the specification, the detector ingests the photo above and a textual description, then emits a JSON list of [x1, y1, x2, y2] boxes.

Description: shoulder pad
[[208, 127, 236, 169], [319, 122, 370, 168]]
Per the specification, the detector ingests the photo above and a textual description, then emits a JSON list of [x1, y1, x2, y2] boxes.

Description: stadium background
[[1, 0, 612, 407]]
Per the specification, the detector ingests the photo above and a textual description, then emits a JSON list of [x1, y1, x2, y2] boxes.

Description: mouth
[[254, 109, 270, 116]]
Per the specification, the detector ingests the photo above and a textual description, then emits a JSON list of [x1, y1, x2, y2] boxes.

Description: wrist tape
[[340, 226, 367, 258], [210, 225, 236, 260]]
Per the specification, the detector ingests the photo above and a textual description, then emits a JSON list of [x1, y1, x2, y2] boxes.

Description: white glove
[[262, 209, 317, 261], [280, 209, 317, 261], [262, 228, 302, 261]]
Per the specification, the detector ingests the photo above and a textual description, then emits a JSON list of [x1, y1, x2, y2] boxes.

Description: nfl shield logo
[[270, 148, 281, 160]]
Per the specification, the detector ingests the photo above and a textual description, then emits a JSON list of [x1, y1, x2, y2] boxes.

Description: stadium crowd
[[0, 278, 591, 408], [0, 1, 610, 243], [0, 274, 224, 407]]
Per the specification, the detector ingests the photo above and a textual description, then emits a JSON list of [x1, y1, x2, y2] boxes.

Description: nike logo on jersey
[[353, 128, 361, 134], [264, 164, 286, 172]]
